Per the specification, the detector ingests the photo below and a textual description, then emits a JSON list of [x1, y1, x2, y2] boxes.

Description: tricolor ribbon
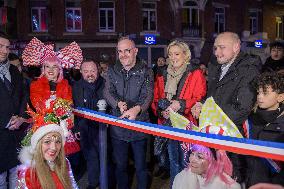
[[243, 118, 282, 173], [73, 107, 284, 162]]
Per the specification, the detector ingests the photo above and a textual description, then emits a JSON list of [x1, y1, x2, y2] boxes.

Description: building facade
[[1, 0, 284, 65]]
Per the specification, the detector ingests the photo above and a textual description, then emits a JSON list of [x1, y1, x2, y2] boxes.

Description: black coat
[[246, 107, 284, 187], [262, 57, 284, 73], [0, 64, 28, 173], [72, 77, 105, 133], [207, 52, 260, 131], [104, 59, 154, 142]]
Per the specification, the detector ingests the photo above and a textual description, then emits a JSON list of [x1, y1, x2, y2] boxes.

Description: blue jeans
[[0, 166, 18, 189], [168, 140, 187, 188], [79, 120, 100, 187], [112, 138, 148, 189]]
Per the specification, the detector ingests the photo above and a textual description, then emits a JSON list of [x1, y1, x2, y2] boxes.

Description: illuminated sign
[[144, 35, 156, 45], [255, 40, 263, 48]]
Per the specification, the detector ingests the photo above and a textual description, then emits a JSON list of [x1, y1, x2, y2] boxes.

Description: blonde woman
[[151, 40, 207, 187], [17, 123, 78, 189]]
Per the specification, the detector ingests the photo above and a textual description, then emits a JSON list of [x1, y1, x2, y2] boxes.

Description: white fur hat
[[19, 124, 65, 165]]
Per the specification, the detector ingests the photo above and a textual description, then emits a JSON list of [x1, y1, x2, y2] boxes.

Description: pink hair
[[190, 144, 235, 185], [39, 56, 64, 82]]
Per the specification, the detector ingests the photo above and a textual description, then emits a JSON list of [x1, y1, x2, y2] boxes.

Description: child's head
[[254, 72, 284, 110], [270, 41, 284, 60]]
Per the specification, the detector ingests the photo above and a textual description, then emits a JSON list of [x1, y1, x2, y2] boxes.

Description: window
[[214, 7, 225, 33], [276, 16, 283, 39], [181, 0, 200, 37], [0, 7, 7, 26], [66, 8, 82, 32], [31, 7, 48, 32], [65, 1, 82, 32], [249, 11, 258, 35], [99, 1, 115, 32], [182, 0, 199, 27], [142, 2, 157, 31]]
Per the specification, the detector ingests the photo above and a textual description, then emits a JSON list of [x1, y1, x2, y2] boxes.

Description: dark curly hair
[[253, 72, 284, 94]]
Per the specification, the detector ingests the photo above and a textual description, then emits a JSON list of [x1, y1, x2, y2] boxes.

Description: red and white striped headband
[[22, 37, 83, 69]]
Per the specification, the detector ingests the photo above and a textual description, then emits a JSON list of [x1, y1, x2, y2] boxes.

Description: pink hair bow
[[22, 37, 83, 69]]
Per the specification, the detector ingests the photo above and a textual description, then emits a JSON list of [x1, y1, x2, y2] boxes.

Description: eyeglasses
[[117, 48, 134, 55], [0, 43, 11, 51]]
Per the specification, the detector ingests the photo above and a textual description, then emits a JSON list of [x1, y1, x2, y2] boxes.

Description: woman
[[151, 40, 207, 186], [28, 56, 80, 158], [173, 144, 241, 189], [22, 38, 82, 157], [17, 123, 78, 189]]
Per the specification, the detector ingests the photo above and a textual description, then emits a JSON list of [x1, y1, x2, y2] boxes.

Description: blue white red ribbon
[[74, 107, 284, 161], [243, 118, 282, 172]]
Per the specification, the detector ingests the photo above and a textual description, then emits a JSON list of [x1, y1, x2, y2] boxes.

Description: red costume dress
[[17, 160, 78, 189], [30, 77, 80, 155]]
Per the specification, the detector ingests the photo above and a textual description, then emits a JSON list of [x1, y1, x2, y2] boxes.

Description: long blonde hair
[[30, 133, 72, 189]]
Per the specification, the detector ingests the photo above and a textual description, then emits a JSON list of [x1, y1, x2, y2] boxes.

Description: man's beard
[[217, 54, 236, 65]]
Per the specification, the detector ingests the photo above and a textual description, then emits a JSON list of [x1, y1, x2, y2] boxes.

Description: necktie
[[3, 75, 12, 93]]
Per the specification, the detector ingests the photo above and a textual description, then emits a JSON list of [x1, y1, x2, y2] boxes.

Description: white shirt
[[173, 168, 241, 189]]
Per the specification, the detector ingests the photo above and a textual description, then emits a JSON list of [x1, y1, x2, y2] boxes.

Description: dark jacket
[[0, 64, 28, 173], [246, 106, 284, 187], [207, 52, 260, 131], [262, 57, 284, 73], [104, 59, 154, 142], [72, 77, 105, 133]]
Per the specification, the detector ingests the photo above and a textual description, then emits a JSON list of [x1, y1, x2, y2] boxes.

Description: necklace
[[47, 160, 55, 171]]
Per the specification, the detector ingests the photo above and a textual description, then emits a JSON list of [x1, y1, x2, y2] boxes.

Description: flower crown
[[21, 98, 73, 147]]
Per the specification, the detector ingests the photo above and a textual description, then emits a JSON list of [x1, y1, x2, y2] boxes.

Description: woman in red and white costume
[[22, 38, 83, 157], [17, 123, 78, 189]]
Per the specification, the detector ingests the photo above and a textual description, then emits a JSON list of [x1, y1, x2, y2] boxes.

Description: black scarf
[[263, 57, 284, 72], [252, 104, 284, 125]]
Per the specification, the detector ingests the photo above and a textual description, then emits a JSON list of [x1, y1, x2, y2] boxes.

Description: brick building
[[1, 0, 284, 65]]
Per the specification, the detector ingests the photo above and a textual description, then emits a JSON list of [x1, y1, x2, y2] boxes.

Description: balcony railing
[[182, 24, 201, 37]]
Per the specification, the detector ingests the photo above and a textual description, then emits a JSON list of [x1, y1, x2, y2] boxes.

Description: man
[[72, 60, 104, 189], [152, 57, 166, 76], [8, 53, 22, 72], [99, 61, 109, 79], [191, 32, 260, 183], [0, 32, 28, 188], [104, 37, 154, 189], [262, 41, 284, 73]]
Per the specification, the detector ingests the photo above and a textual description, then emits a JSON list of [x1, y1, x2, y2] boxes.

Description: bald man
[[192, 32, 261, 183], [104, 37, 154, 189]]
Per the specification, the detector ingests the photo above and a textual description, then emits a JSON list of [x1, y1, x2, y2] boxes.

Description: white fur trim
[[18, 146, 34, 165], [31, 124, 65, 151]]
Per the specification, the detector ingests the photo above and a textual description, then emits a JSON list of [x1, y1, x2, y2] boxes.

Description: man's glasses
[[117, 48, 134, 55]]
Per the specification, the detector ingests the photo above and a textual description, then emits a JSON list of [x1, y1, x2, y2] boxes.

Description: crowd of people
[[0, 30, 283, 189]]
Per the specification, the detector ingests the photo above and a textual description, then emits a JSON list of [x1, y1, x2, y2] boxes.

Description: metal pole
[[97, 99, 108, 189]]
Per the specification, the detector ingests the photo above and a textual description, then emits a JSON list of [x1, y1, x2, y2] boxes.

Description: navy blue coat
[[72, 77, 105, 133]]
